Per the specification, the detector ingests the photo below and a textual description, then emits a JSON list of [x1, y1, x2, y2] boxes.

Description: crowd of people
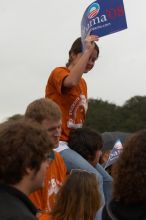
[[0, 35, 145, 220]]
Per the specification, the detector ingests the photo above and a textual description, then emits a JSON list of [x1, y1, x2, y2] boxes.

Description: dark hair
[[66, 37, 99, 67], [51, 171, 101, 220], [113, 130, 146, 204], [0, 120, 53, 185], [68, 127, 103, 162], [7, 114, 24, 121], [25, 98, 61, 123]]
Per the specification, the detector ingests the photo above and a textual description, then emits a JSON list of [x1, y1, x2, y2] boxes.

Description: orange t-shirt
[[29, 152, 67, 220], [45, 67, 87, 141]]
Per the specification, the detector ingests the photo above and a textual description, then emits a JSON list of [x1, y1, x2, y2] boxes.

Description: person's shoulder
[[0, 192, 36, 220], [53, 152, 67, 171], [47, 152, 65, 166], [52, 67, 69, 73], [49, 67, 70, 83], [54, 151, 65, 162]]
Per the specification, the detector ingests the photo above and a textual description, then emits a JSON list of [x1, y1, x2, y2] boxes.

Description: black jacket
[[0, 184, 37, 220], [102, 199, 146, 220]]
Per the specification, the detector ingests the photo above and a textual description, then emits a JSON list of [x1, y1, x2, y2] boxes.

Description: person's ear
[[25, 167, 33, 175], [70, 52, 76, 60], [95, 150, 102, 161]]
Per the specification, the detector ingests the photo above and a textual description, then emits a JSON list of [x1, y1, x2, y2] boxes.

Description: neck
[[12, 177, 33, 196]]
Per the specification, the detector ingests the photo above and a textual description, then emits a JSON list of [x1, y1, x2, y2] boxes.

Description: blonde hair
[[25, 98, 61, 123]]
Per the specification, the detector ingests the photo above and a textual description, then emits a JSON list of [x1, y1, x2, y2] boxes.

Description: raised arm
[[63, 35, 99, 88]]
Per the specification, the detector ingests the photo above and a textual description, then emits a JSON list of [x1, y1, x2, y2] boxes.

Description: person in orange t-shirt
[[44, 38, 108, 218], [30, 152, 67, 220], [45, 35, 99, 141], [25, 98, 67, 220]]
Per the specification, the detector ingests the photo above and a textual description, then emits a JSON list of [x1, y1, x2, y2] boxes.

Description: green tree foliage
[[84, 96, 146, 132], [120, 96, 146, 131]]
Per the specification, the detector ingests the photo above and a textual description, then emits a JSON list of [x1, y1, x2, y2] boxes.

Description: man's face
[[41, 119, 62, 148]]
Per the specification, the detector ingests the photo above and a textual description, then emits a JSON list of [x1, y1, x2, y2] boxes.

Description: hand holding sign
[[83, 35, 99, 52], [104, 139, 123, 170]]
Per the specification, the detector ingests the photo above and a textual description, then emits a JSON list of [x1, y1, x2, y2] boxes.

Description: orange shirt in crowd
[[45, 67, 87, 141], [30, 152, 67, 220]]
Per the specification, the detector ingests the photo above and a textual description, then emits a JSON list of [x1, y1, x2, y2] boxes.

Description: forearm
[[63, 49, 93, 88]]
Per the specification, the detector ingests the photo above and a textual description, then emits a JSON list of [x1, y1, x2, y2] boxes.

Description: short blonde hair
[[25, 98, 61, 123]]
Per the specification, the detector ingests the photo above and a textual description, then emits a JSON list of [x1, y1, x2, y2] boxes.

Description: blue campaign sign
[[81, 0, 127, 40]]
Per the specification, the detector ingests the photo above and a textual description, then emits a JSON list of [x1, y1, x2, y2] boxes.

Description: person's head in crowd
[[0, 120, 53, 195], [25, 98, 62, 148], [51, 170, 101, 220], [112, 129, 146, 204], [0, 114, 24, 132], [68, 127, 103, 166], [7, 114, 24, 121], [66, 37, 99, 73]]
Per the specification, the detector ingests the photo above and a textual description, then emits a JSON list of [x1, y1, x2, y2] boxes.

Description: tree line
[[84, 95, 146, 133]]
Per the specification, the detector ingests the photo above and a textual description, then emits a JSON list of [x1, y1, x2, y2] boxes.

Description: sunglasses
[[70, 168, 95, 175], [46, 150, 55, 161]]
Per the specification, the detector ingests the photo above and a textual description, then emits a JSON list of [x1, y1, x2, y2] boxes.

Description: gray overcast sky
[[0, 0, 146, 122]]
